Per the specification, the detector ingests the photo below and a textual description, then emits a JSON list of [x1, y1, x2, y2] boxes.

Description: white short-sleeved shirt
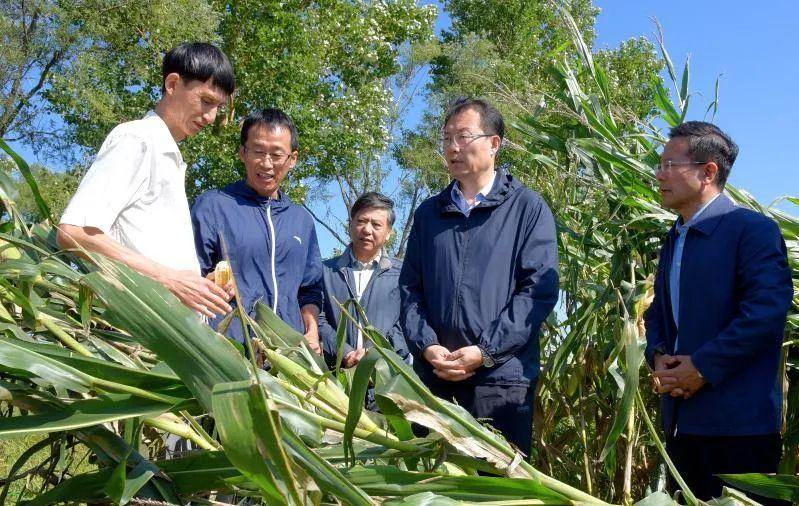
[[60, 111, 200, 274]]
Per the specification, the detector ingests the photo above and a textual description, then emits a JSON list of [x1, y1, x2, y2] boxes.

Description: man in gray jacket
[[319, 192, 409, 368]]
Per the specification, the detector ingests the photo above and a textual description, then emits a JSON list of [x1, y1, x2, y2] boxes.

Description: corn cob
[[214, 261, 231, 287]]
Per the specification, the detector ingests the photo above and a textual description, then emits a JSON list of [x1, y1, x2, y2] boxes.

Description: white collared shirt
[[61, 111, 201, 274], [451, 171, 497, 217], [351, 249, 382, 349]]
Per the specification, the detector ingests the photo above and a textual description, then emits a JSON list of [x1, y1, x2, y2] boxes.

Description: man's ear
[[490, 135, 501, 155], [163, 73, 181, 96], [703, 161, 719, 186]]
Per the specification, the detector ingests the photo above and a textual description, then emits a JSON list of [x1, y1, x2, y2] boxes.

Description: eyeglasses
[[243, 147, 292, 165], [654, 160, 708, 174], [439, 132, 493, 148]]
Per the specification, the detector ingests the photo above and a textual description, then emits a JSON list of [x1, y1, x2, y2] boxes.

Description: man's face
[[442, 107, 499, 181], [656, 137, 711, 212], [349, 207, 392, 258], [240, 125, 297, 198], [165, 74, 228, 141]]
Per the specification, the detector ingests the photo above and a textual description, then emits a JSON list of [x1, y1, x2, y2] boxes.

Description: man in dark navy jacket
[[645, 121, 792, 502], [191, 109, 324, 351], [319, 192, 409, 369], [399, 98, 559, 456]]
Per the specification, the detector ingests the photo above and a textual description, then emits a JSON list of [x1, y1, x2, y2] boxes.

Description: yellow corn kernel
[[214, 261, 231, 287]]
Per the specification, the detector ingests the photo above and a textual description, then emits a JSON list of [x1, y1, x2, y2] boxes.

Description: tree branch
[[395, 180, 422, 259], [302, 203, 348, 249]]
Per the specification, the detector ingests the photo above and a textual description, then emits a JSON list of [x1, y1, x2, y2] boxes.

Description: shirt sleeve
[[60, 132, 150, 233], [297, 223, 324, 311], [691, 218, 793, 386], [190, 193, 220, 277], [476, 197, 560, 365], [399, 212, 440, 356], [644, 241, 670, 367]]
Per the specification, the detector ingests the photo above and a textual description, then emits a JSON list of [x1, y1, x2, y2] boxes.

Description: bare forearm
[[301, 304, 320, 332], [56, 224, 231, 317], [56, 224, 169, 281]]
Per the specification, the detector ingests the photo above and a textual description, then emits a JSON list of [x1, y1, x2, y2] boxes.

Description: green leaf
[[81, 260, 252, 410], [718, 473, 799, 503], [599, 319, 644, 460], [347, 466, 570, 502], [0, 138, 54, 225], [344, 349, 382, 465], [211, 379, 295, 505], [0, 394, 180, 439]]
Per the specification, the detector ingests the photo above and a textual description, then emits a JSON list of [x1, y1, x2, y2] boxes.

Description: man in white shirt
[[57, 42, 235, 317]]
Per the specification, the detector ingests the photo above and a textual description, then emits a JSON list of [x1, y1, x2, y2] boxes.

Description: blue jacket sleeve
[[298, 223, 324, 311], [190, 194, 219, 276], [691, 218, 793, 386], [386, 320, 411, 363], [399, 211, 440, 357], [644, 243, 669, 368], [476, 198, 559, 365]]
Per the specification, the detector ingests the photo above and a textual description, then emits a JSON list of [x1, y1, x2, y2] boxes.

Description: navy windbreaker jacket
[[318, 247, 410, 366], [399, 168, 559, 386], [191, 180, 324, 342], [644, 194, 792, 436]]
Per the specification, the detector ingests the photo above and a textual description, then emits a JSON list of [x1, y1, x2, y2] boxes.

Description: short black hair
[[351, 192, 395, 227], [240, 108, 299, 152], [443, 97, 505, 140], [669, 121, 739, 189], [162, 42, 236, 96]]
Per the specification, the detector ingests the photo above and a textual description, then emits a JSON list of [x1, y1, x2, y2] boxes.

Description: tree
[[1, 0, 219, 164]]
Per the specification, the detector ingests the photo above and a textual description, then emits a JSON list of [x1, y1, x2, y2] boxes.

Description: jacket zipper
[[265, 201, 279, 313], [451, 216, 473, 333]]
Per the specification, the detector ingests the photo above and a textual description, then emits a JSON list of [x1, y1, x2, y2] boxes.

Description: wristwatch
[[653, 343, 668, 356], [479, 347, 495, 368]]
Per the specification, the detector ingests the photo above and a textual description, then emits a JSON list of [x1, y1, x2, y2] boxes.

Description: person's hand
[[423, 344, 450, 365], [159, 269, 232, 318], [653, 353, 680, 395], [653, 355, 706, 398], [344, 348, 367, 368], [444, 345, 483, 372], [303, 322, 322, 355], [427, 345, 482, 382], [206, 271, 235, 301]]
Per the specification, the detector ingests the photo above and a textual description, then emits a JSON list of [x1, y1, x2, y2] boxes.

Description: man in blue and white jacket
[[191, 108, 324, 351]]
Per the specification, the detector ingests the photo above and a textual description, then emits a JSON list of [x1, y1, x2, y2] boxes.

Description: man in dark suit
[[645, 121, 793, 502]]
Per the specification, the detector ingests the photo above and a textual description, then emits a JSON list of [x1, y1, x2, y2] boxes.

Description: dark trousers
[[666, 433, 785, 505], [430, 381, 536, 456]]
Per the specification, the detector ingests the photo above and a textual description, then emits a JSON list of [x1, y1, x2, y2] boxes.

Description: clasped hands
[[423, 344, 483, 381], [652, 354, 706, 399]]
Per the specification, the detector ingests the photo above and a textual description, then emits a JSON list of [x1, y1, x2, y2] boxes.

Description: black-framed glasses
[[654, 160, 708, 174], [243, 147, 292, 165], [439, 132, 493, 148]]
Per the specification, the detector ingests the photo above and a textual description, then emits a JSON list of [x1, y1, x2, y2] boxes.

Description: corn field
[[0, 11, 798, 506]]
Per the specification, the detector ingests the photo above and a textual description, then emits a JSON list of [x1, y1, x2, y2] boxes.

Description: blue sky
[[593, 0, 798, 206]]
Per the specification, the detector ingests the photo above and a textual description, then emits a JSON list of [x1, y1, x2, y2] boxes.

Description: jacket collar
[[670, 192, 734, 237], [333, 245, 392, 271], [437, 167, 516, 214], [225, 179, 290, 207]]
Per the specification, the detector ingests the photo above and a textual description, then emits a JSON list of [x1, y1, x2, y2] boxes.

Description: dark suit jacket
[[644, 194, 793, 436], [318, 247, 409, 366]]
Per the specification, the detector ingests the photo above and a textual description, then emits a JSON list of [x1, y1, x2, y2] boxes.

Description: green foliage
[[1, 0, 219, 161], [0, 161, 82, 223]]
